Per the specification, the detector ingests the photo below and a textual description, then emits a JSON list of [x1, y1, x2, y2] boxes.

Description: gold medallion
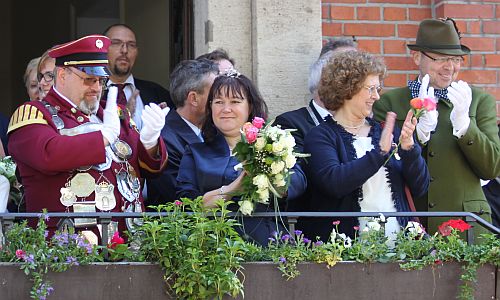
[[111, 139, 132, 160], [95, 182, 116, 211], [70, 173, 96, 197]]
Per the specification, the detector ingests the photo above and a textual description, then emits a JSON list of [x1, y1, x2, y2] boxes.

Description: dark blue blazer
[[176, 132, 307, 245], [303, 117, 430, 241], [134, 78, 175, 109], [146, 110, 201, 207], [274, 100, 324, 213], [274, 100, 324, 154]]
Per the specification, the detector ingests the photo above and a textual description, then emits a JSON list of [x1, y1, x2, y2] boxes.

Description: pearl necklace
[[331, 116, 367, 130]]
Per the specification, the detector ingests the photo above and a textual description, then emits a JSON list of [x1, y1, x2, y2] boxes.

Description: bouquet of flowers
[[233, 117, 308, 215], [0, 156, 22, 211]]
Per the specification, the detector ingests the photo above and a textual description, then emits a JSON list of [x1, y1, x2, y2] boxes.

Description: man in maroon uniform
[[7, 35, 168, 238]]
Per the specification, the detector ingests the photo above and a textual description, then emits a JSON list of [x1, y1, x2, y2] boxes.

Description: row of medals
[[59, 138, 142, 229]]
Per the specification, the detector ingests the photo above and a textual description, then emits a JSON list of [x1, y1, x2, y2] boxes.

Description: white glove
[[0, 175, 9, 213], [416, 74, 438, 144], [101, 86, 121, 144], [140, 103, 170, 149], [448, 80, 472, 138]]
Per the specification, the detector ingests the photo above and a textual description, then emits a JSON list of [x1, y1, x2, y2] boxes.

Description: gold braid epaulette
[[7, 104, 48, 134]]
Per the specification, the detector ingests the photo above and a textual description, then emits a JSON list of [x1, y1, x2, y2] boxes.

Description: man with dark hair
[[147, 59, 219, 206], [196, 48, 234, 73], [103, 24, 174, 129], [373, 18, 500, 236]]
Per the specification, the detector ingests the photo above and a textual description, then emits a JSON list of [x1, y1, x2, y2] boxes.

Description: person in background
[[197, 48, 234, 74], [37, 50, 56, 99], [304, 50, 429, 241], [373, 18, 500, 237], [147, 59, 218, 207], [176, 70, 306, 246], [7, 35, 168, 238], [103, 24, 174, 129], [24, 57, 41, 101], [482, 124, 500, 228]]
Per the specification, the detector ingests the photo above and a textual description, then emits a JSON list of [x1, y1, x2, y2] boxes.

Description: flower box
[[0, 262, 497, 299]]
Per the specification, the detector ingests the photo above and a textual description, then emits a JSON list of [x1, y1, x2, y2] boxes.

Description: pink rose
[[252, 117, 265, 129], [245, 127, 259, 143], [422, 97, 437, 111]]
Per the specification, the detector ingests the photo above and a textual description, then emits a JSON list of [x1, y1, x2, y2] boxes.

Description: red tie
[[112, 83, 129, 106]]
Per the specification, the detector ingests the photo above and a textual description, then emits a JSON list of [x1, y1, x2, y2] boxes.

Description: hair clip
[[223, 67, 241, 78]]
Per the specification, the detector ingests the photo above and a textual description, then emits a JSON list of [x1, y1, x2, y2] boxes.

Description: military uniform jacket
[[373, 86, 500, 232], [7, 88, 167, 229]]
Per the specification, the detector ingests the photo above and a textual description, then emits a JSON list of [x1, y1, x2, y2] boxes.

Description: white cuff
[[452, 118, 470, 138], [416, 126, 431, 144]]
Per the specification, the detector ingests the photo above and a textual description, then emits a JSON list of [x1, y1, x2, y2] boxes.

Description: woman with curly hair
[[303, 51, 430, 241]]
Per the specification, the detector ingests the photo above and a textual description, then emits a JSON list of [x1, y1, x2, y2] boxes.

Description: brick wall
[[322, 0, 500, 119]]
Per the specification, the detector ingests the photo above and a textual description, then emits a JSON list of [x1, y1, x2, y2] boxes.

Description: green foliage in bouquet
[[139, 197, 249, 300]]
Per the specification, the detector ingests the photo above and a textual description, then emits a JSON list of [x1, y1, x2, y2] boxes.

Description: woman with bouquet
[[304, 51, 430, 242], [176, 70, 306, 246]]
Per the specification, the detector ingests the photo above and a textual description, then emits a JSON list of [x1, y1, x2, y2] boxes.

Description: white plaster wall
[[193, 0, 321, 117], [252, 0, 321, 117]]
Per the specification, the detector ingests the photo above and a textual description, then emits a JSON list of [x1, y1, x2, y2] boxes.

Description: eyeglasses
[[421, 52, 464, 65], [110, 39, 138, 50], [37, 71, 55, 83], [67, 68, 107, 86], [364, 85, 382, 97]]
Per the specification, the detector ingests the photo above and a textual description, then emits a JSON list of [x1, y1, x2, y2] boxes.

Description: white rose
[[253, 174, 268, 189], [272, 140, 285, 154], [257, 188, 269, 204], [284, 154, 297, 168], [239, 200, 254, 216], [270, 161, 285, 174], [267, 127, 279, 141], [284, 133, 296, 149], [255, 137, 266, 151], [273, 174, 286, 187]]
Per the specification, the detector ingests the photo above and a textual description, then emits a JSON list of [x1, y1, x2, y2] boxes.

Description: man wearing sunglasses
[[7, 35, 168, 237], [373, 18, 500, 239]]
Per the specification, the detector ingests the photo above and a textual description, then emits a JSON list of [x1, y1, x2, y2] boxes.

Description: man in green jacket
[[373, 18, 500, 238]]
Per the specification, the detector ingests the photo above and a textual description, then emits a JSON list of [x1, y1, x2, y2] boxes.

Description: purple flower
[[23, 254, 35, 264], [53, 232, 69, 246], [294, 230, 302, 236], [314, 241, 323, 247], [281, 234, 290, 242], [268, 237, 276, 243], [37, 213, 50, 222], [65, 256, 79, 266], [44, 230, 49, 238], [303, 238, 311, 244], [279, 257, 286, 264], [271, 231, 278, 238]]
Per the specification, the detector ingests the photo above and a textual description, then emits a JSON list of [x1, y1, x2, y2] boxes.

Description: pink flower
[[108, 232, 125, 249], [15, 249, 26, 259], [245, 126, 259, 143], [422, 97, 437, 111], [174, 200, 183, 206], [252, 117, 265, 129], [332, 220, 340, 225], [353, 226, 359, 231]]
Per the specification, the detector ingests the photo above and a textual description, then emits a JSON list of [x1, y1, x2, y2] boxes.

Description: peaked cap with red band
[[48, 35, 111, 77]]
